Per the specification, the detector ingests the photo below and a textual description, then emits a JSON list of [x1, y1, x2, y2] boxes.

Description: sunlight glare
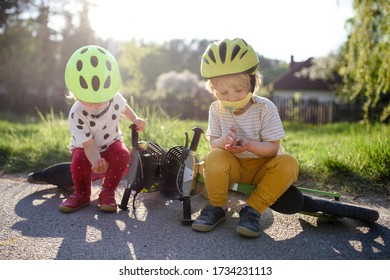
[[86, 0, 353, 62]]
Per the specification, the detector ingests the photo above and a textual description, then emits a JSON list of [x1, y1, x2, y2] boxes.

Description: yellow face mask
[[219, 92, 253, 113]]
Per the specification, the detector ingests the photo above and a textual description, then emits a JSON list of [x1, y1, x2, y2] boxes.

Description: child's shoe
[[236, 206, 261, 237], [192, 204, 226, 232], [59, 193, 90, 213], [98, 189, 117, 212]]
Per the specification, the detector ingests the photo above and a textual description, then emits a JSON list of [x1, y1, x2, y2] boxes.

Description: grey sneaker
[[192, 205, 226, 232], [236, 206, 261, 237]]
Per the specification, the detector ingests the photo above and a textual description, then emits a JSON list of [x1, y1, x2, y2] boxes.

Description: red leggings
[[71, 140, 130, 196]]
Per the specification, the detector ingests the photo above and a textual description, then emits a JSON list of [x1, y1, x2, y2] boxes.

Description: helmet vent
[[90, 56, 98, 67], [240, 50, 248, 59], [79, 76, 88, 89], [106, 60, 112, 71], [80, 47, 88, 54], [92, 76, 100, 91], [202, 57, 209, 65], [231, 45, 241, 61], [104, 76, 111, 89], [208, 50, 216, 63], [97, 48, 106, 55], [76, 60, 83, 71], [219, 42, 227, 63], [247, 65, 258, 75]]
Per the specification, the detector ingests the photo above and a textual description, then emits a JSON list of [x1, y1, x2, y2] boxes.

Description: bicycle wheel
[[303, 195, 379, 223]]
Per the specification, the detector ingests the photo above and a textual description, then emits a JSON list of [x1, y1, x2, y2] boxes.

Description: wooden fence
[[137, 96, 345, 124], [135, 96, 212, 121], [273, 97, 333, 124]]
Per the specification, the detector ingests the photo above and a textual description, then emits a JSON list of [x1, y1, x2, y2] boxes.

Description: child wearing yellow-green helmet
[[192, 38, 300, 237], [59, 45, 146, 213]]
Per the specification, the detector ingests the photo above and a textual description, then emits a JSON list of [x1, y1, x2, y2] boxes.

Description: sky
[[86, 0, 354, 63]]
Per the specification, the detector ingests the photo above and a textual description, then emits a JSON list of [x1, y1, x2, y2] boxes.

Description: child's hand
[[92, 158, 108, 174], [133, 118, 146, 132], [224, 126, 237, 150], [225, 138, 249, 153]]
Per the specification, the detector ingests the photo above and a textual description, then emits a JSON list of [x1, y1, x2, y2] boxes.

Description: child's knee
[[204, 148, 232, 171], [122, 148, 131, 163], [274, 154, 298, 174]]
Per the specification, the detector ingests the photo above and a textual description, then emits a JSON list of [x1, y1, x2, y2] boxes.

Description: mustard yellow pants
[[203, 148, 299, 213]]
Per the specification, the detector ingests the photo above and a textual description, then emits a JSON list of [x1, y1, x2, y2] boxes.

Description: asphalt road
[[1, 173, 389, 261]]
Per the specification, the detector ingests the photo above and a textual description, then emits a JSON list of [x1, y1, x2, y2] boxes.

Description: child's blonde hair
[[205, 72, 262, 96], [65, 91, 79, 104]]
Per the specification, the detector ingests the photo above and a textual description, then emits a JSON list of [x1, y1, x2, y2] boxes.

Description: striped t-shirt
[[207, 95, 285, 159]]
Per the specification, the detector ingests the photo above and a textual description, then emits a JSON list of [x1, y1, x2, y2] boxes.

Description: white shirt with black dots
[[68, 92, 127, 152]]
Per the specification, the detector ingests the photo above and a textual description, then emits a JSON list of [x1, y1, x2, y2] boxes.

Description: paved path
[[1, 174, 389, 260]]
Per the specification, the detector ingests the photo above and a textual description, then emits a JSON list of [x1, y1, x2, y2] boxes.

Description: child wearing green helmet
[[59, 45, 146, 213], [192, 38, 299, 237]]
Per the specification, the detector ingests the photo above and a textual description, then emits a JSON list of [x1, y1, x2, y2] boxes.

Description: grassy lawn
[[283, 122, 389, 194], [0, 110, 389, 196]]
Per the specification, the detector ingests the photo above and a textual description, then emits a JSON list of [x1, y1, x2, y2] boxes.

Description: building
[[272, 56, 338, 124]]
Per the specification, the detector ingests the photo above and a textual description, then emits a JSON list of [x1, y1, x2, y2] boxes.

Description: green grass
[[283, 122, 390, 194], [0, 109, 389, 196], [0, 108, 210, 175]]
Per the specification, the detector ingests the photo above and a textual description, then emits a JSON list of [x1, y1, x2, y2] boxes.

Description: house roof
[[273, 56, 335, 90]]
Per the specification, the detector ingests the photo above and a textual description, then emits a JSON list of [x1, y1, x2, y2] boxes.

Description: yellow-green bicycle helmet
[[200, 38, 259, 79], [64, 45, 121, 103]]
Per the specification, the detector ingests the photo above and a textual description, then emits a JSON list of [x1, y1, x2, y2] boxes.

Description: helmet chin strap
[[250, 75, 256, 93]]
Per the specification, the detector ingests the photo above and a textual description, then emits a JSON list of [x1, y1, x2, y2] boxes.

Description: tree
[[341, 0, 390, 122], [118, 40, 159, 98], [0, 0, 100, 113], [0, 0, 59, 113], [0, 0, 31, 30], [154, 70, 215, 119], [155, 70, 200, 99]]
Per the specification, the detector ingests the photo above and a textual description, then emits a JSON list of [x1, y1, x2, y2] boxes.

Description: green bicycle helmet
[[64, 45, 121, 103], [201, 38, 259, 79]]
